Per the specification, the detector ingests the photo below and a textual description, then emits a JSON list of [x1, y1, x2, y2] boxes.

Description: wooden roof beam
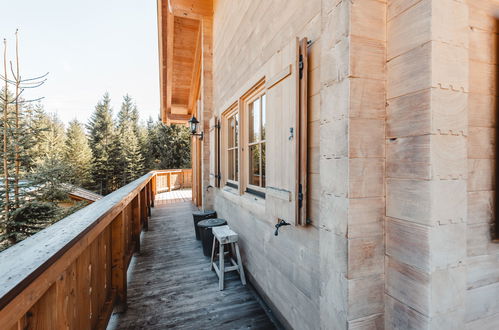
[[187, 24, 202, 117], [169, 113, 192, 122], [169, 0, 213, 19], [165, 7, 174, 122], [158, 0, 174, 123]]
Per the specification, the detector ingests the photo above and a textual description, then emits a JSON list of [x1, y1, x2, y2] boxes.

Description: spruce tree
[[113, 95, 144, 186], [145, 122, 191, 170], [141, 117, 154, 170], [27, 108, 66, 163], [87, 93, 115, 195], [65, 120, 93, 188]]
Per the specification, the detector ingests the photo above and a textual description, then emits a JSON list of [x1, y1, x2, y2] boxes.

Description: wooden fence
[[0, 171, 163, 329], [155, 169, 192, 192]]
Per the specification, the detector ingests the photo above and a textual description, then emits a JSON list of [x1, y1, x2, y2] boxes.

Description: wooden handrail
[[0, 170, 167, 329]]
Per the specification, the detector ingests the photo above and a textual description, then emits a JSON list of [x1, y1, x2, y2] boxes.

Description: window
[[247, 94, 266, 190], [217, 38, 308, 224], [227, 113, 239, 184], [222, 104, 239, 188]]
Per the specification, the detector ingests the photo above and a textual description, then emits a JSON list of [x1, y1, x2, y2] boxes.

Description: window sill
[[245, 187, 266, 199], [218, 185, 266, 219], [222, 185, 239, 196], [226, 181, 239, 190]]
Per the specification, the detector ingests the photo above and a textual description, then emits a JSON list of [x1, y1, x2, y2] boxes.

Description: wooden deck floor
[[108, 201, 276, 330], [154, 188, 192, 205]]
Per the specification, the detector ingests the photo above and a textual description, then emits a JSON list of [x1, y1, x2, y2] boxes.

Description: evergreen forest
[[0, 92, 191, 251]]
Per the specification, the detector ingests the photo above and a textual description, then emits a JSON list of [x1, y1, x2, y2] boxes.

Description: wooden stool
[[210, 225, 246, 290]]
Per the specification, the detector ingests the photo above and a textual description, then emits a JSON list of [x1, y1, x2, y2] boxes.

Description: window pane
[[234, 114, 239, 147], [249, 144, 260, 186], [261, 95, 266, 141], [228, 117, 235, 148], [235, 149, 238, 181], [248, 99, 260, 143], [261, 142, 266, 188], [228, 149, 235, 181]]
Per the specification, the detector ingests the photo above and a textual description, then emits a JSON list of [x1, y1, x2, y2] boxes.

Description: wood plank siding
[[156, 0, 499, 328], [108, 201, 275, 330]]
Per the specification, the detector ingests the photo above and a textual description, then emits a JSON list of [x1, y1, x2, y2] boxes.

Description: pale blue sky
[[0, 0, 160, 125]]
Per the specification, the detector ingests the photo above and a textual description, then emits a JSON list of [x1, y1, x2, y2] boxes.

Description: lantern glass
[[188, 116, 199, 134]]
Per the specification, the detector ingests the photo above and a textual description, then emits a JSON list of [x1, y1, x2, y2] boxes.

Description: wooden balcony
[[108, 200, 274, 329], [0, 169, 274, 329]]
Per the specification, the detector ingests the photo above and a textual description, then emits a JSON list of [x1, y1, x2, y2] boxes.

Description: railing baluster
[[141, 188, 148, 231], [111, 211, 127, 313], [132, 194, 141, 253], [167, 172, 171, 192]]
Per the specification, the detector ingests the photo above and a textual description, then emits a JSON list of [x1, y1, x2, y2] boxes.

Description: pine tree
[[141, 117, 154, 170], [145, 122, 191, 170], [29, 156, 73, 203], [87, 93, 115, 195], [0, 31, 54, 247], [113, 95, 144, 186], [65, 120, 93, 188], [0, 88, 16, 229], [27, 107, 66, 164], [0, 31, 86, 251]]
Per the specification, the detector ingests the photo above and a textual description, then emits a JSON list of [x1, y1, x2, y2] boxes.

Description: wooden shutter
[[209, 116, 216, 187], [298, 38, 308, 225], [265, 37, 308, 225], [215, 117, 221, 188]]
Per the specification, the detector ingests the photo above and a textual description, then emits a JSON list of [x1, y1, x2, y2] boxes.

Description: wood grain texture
[[109, 201, 275, 329]]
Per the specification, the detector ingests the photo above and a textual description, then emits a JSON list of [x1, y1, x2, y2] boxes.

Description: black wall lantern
[[188, 116, 203, 140]]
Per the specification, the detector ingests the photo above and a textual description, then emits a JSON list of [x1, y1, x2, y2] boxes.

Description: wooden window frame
[[221, 103, 240, 189], [240, 79, 266, 197]]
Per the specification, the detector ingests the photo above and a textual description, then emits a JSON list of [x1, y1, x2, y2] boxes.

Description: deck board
[[154, 188, 192, 205], [108, 201, 275, 330]]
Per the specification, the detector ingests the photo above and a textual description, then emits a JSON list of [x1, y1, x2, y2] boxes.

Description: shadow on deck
[[108, 200, 276, 330]]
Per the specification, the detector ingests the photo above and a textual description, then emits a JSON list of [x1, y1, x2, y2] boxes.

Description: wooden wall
[[465, 1, 499, 328], [212, 0, 321, 329], [319, 0, 387, 328], [207, 0, 499, 329]]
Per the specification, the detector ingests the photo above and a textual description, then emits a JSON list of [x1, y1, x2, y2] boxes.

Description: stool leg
[[210, 236, 216, 271], [235, 243, 246, 285], [230, 243, 236, 259], [219, 241, 225, 290]]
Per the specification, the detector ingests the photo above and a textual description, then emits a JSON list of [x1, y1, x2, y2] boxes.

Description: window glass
[[248, 98, 260, 143], [234, 114, 239, 147], [225, 110, 239, 184], [261, 94, 266, 140], [228, 117, 235, 148], [228, 149, 235, 181], [234, 149, 238, 181], [247, 94, 266, 190], [249, 144, 260, 186]]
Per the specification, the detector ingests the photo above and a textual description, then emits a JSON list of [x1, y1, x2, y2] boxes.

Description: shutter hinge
[[299, 54, 304, 80], [298, 183, 303, 208]]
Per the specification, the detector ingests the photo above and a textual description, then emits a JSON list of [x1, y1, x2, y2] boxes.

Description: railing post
[[151, 175, 156, 208], [132, 195, 141, 253], [111, 211, 127, 313], [146, 183, 151, 217], [140, 188, 148, 231], [167, 172, 171, 192]]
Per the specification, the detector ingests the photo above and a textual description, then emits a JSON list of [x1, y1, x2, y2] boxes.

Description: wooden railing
[[155, 168, 192, 192], [0, 171, 162, 329]]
